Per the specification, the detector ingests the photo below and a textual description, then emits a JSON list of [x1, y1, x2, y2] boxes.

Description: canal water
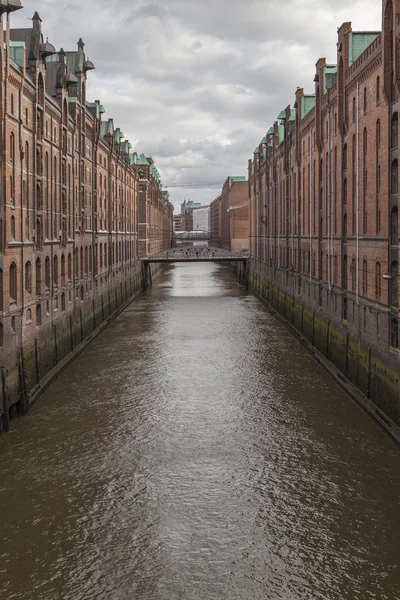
[[0, 263, 399, 600]]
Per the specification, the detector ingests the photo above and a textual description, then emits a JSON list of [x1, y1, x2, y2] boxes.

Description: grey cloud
[[13, 0, 380, 211]]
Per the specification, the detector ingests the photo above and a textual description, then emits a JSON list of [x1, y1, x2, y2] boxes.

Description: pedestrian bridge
[[141, 248, 249, 287], [173, 231, 211, 241]]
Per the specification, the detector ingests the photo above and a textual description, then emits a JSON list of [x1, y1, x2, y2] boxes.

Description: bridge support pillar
[[141, 262, 152, 289], [239, 260, 249, 289]]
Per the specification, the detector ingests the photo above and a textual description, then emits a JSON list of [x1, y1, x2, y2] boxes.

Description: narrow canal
[[1, 264, 399, 600]]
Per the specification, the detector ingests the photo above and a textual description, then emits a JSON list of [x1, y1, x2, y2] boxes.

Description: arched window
[[89, 246, 92, 273], [11, 94, 14, 115], [375, 262, 381, 298], [9, 262, 17, 302], [391, 160, 398, 194], [363, 128, 368, 162], [61, 254, 66, 286], [390, 261, 398, 307], [45, 256, 50, 288], [63, 99, 68, 127], [391, 318, 399, 349], [61, 293, 66, 312], [362, 260, 367, 295], [53, 255, 58, 286], [26, 308, 32, 323], [38, 73, 44, 107], [74, 248, 78, 279], [343, 255, 348, 290], [343, 213, 347, 242], [343, 297, 348, 321], [36, 257, 41, 295], [391, 206, 398, 245], [10, 215, 15, 239], [363, 87, 367, 113], [352, 97, 356, 123], [68, 253, 72, 281], [85, 246, 88, 274], [10, 133, 15, 163], [104, 243, 107, 267], [343, 178, 347, 207], [376, 119, 381, 149], [376, 76, 380, 103], [100, 243, 103, 268], [392, 113, 398, 149], [36, 304, 42, 326], [351, 258, 356, 292], [80, 247, 84, 278], [25, 261, 32, 294]]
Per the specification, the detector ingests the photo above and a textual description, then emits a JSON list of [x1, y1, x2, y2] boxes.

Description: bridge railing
[[173, 231, 211, 240]]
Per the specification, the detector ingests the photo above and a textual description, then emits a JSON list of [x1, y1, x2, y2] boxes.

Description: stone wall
[[0, 261, 163, 434], [249, 258, 400, 441]]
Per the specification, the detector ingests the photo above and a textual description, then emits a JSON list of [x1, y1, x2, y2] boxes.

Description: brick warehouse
[[248, 0, 400, 430], [210, 177, 249, 251], [0, 3, 173, 433]]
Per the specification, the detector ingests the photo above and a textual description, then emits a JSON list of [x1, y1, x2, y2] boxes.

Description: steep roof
[[301, 94, 315, 119], [136, 153, 150, 166], [349, 31, 380, 66]]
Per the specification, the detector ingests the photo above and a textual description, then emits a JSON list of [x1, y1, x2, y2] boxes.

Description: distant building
[[228, 204, 249, 252], [181, 199, 201, 214], [174, 214, 182, 232], [181, 198, 202, 231], [192, 206, 210, 232], [211, 177, 249, 250]]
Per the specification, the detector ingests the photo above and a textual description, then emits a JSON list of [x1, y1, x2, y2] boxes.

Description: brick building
[[248, 0, 400, 426], [0, 5, 172, 432], [181, 199, 201, 231], [210, 196, 222, 247], [210, 177, 249, 250], [135, 154, 173, 256], [173, 214, 182, 232], [192, 205, 210, 232]]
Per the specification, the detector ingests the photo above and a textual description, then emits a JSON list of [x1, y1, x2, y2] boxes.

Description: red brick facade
[[0, 7, 173, 431], [248, 1, 400, 426], [210, 177, 249, 251]]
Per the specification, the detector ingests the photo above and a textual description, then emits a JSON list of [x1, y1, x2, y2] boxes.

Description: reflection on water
[[0, 263, 399, 600]]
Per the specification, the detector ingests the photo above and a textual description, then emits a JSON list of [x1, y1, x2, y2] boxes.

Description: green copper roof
[[301, 94, 315, 119], [136, 153, 150, 166], [278, 110, 286, 120], [229, 176, 246, 182], [267, 127, 274, 135], [324, 65, 337, 93], [114, 129, 124, 143], [101, 120, 113, 137], [349, 32, 380, 66], [254, 147, 260, 154], [288, 108, 296, 122], [8, 40, 25, 67], [150, 164, 161, 181], [121, 140, 131, 154]]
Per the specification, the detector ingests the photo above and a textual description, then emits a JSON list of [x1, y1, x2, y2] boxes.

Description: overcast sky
[[13, 0, 381, 212]]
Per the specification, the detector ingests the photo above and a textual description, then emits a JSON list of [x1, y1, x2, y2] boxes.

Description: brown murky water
[[0, 263, 399, 600]]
